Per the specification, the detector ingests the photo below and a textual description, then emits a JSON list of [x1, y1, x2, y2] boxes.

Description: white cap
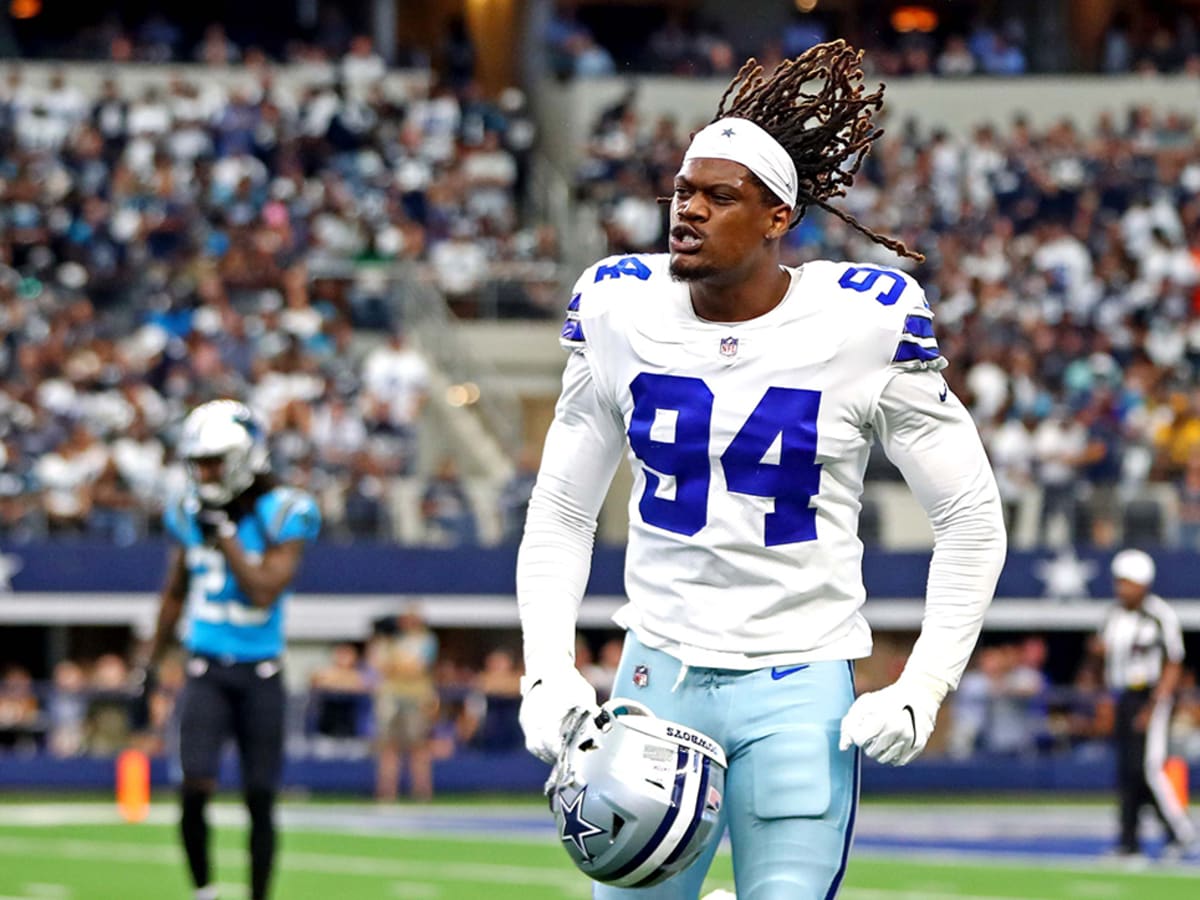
[[1111, 549, 1155, 587]]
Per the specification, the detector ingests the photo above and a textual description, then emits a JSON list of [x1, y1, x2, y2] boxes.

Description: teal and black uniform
[[164, 482, 321, 788]]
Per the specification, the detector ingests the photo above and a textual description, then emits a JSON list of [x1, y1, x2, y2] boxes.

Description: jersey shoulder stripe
[[163, 492, 196, 545], [798, 260, 946, 370], [257, 486, 322, 544], [558, 253, 669, 351]]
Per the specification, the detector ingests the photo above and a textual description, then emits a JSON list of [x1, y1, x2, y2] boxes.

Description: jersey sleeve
[[872, 367, 1007, 689], [162, 494, 194, 545], [559, 271, 590, 352], [1158, 601, 1186, 664], [890, 286, 948, 373], [557, 255, 655, 353], [264, 489, 322, 544], [517, 351, 627, 675]]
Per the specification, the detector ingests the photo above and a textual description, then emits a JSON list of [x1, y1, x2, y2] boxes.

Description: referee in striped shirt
[[1098, 549, 1195, 858]]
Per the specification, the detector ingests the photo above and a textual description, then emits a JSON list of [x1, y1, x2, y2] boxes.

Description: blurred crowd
[[13, 8, 436, 73], [6, 623, 1199, 796], [0, 607, 627, 800], [0, 44, 557, 545], [545, 4, 1200, 81], [948, 637, 1200, 763], [579, 96, 1200, 549]]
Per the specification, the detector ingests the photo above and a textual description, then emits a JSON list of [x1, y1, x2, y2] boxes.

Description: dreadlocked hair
[[713, 40, 924, 263]]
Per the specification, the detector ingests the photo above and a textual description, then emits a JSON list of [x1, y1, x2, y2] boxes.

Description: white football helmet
[[178, 400, 269, 506], [545, 699, 726, 888]]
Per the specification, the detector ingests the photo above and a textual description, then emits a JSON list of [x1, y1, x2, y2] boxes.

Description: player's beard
[[669, 254, 719, 282]]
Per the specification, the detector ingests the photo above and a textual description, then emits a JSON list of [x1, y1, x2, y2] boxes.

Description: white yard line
[[842, 890, 1061, 900], [0, 836, 583, 891]]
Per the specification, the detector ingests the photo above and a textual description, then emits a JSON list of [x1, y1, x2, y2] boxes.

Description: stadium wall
[[4, 542, 1200, 637], [0, 746, 1189, 797]]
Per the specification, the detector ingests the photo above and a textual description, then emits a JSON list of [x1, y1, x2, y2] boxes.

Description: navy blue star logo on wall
[[721, 127, 735, 138], [557, 787, 606, 860]]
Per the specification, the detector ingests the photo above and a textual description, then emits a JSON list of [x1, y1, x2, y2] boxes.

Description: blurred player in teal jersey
[[147, 399, 321, 900]]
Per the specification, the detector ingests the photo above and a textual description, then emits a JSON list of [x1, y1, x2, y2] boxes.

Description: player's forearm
[[149, 550, 188, 661], [517, 479, 597, 675], [1154, 660, 1183, 704], [876, 370, 1007, 690], [907, 480, 1007, 689], [218, 537, 296, 608], [150, 593, 184, 662], [518, 352, 623, 676]]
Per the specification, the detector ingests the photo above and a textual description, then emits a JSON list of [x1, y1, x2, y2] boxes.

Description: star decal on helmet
[[557, 786, 606, 860], [721, 127, 735, 138]]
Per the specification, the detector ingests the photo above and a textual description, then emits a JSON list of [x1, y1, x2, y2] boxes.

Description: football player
[[146, 400, 321, 900], [517, 42, 1007, 899]]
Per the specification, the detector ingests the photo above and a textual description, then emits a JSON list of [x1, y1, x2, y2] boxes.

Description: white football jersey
[[554, 253, 945, 668]]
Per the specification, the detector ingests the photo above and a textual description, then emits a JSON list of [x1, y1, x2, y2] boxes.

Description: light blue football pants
[[593, 632, 859, 900]]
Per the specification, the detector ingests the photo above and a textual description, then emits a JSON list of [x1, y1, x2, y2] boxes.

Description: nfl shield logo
[[719, 336, 738, 358], [632, 664, 650, 688]]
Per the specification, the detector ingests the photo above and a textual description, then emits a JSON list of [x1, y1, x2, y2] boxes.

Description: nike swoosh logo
[[938, 383, 948, 402], [770, 664, 811, 681], [903, 704, 917, 746]]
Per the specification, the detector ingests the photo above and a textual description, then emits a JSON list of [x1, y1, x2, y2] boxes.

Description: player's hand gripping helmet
[[178, 400, 269, 506], [545, 699, 726, 888]]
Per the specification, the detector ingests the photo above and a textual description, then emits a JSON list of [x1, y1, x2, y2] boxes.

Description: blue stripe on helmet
[[607, 745, 690, 882], [658, 753, 711, 869]]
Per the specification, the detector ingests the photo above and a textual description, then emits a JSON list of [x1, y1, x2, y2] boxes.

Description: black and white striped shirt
[[1101, 594, 1185, 691]]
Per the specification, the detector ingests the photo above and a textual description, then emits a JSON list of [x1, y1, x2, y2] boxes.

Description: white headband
[[682, 117, 798, 208]]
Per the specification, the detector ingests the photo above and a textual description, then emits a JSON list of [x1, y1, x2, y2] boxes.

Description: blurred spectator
[[33, 423, 107, 535], [368, 608, 439, 801], [361, 330, 430, 474], [467, 647, 523, 752], [429, 223, 491, 316], [0, 665, 40, 751], [949, 646, 1005, 759], [937, 36, 977, 77], [582, 638, 622, 704], [421, 456, 478, 546], [949, 639, 1048, 757], [341, 35, 386, 87], [89, 457, 141, 545], [1034, 408, 1086, 546], [1102, 13, 1135, 74], [85, 653, 131, 756], [339, 451, 392, 540], [310, 643, 371, 739], [46, 660, 87, 757], [195, 24, 240, 66], [497, 446, 539, 544], [1054, 655, 1114, 754]]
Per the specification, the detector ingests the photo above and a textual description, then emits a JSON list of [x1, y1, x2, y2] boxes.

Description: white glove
[[519, 667, 598, 763], [838, 671, 949, 766]]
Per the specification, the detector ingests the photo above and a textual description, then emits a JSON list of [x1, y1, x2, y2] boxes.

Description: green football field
[[0, 800, 1197, 900]]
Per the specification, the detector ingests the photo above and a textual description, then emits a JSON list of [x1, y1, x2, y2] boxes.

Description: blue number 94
[[628, 374, 823, 546]]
